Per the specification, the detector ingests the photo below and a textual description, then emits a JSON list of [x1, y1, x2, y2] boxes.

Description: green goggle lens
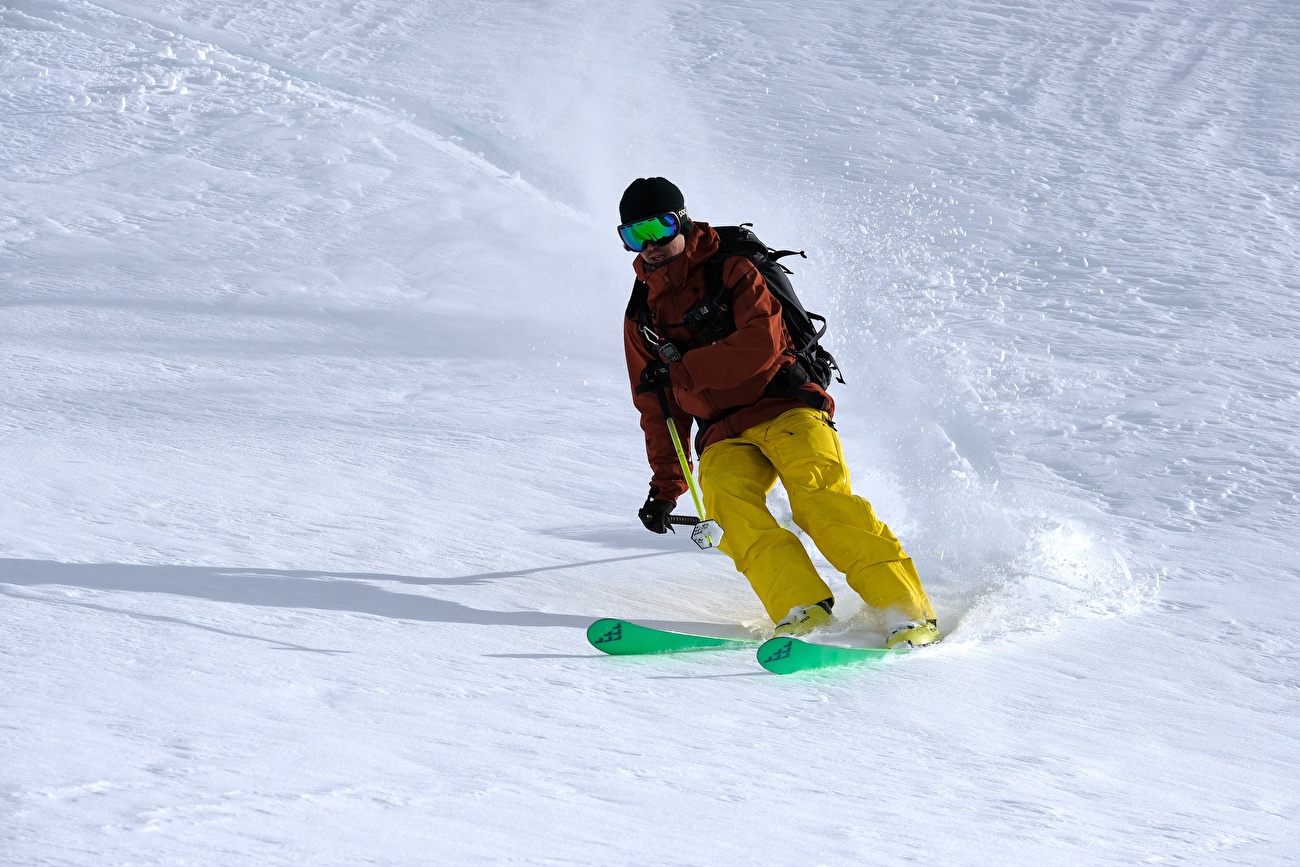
[[618, 213, 682, 252]]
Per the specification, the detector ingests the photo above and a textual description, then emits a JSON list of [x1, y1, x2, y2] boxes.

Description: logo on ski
[[591, 622, 623, 645], [759, 639, 793, 664]]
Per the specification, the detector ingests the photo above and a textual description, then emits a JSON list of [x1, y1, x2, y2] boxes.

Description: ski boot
[[885, 619, 942, 649], [774, 599, 834, 637]]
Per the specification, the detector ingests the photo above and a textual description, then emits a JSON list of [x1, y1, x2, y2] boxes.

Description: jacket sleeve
[[624, 315, 692, 503], [676, 258, 789, 393]]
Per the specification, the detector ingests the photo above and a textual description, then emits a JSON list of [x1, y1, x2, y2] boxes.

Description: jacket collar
[[632, 223, 719, 288]]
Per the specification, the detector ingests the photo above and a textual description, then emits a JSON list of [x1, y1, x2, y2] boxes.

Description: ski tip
[[756, 637, 798, 673], [586, 618, 626, 653]]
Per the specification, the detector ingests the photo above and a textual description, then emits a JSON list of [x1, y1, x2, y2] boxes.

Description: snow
[[2, 0, 1298, 863]]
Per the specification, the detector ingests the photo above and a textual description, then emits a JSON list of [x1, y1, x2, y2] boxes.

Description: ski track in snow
[[2, 0, 1299, 864]]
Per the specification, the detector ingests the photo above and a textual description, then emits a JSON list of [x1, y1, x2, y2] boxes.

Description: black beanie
[[619, 177, 686, 224]]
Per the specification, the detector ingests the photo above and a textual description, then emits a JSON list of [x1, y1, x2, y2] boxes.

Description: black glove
[[638, 361, 672, 393], [638, 496, 675, 534]]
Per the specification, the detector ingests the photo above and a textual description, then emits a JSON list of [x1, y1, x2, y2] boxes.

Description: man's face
[[639, 232, 687, 267]]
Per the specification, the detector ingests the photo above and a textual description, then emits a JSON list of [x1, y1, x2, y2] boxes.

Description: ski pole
[[661, 405, 723, 550], [665, 415, 707, 524]]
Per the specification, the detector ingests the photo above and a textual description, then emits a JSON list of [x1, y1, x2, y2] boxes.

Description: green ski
[[757, 636, 908, 674], [587, 618, 757, 655]]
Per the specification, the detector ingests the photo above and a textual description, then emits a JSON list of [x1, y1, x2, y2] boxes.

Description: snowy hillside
[[3, 0, 1298, 864]]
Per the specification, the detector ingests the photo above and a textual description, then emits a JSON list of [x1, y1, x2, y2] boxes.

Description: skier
[[619, 177, 940, 648]]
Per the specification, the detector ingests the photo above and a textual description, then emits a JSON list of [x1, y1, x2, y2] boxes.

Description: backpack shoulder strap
[[627, 278, 675, 358], [625, 278, 649, 321], [704, 253, 731, 297]]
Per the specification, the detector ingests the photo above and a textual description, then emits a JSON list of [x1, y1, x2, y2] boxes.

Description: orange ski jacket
[[623, 222, 834, 502]]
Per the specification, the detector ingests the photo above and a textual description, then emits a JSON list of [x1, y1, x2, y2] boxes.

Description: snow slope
[[2, 0, 1298, 863]]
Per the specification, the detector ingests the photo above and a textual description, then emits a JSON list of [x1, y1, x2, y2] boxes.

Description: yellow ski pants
[[699, 407, 936, 625]]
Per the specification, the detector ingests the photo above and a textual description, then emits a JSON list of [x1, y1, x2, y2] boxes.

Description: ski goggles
[[618, 211, 686, 252]]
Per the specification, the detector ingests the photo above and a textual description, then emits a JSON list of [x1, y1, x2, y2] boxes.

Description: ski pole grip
[[667, 515, 700, 527]]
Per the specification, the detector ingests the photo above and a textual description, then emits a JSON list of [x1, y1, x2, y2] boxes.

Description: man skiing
[[619, 177, 940, 648]]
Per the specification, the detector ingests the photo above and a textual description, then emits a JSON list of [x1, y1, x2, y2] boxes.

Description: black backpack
[[627, 223, 844, 389]]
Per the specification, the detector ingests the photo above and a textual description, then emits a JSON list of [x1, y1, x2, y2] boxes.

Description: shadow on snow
[[0, 554, 733, 636]]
